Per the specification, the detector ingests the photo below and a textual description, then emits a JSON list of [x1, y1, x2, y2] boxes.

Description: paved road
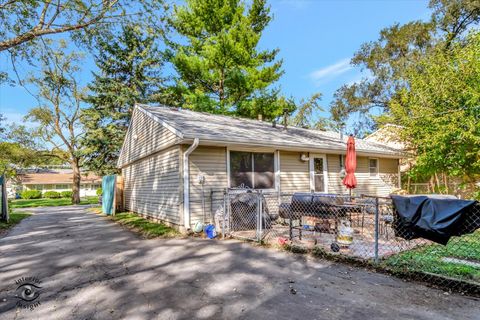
[[0, 206, 478, 320]]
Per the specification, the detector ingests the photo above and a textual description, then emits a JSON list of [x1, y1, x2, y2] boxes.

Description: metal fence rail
[[220, 189, 480, 293]]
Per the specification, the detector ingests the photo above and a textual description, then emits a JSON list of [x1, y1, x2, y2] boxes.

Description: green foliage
[[330, 0, 480, 136], [382, 31, 480, 181], [96, 188, 103, 196], [61, 191, 73, 199], [0, 1, 167, 85], [289, 93, 333, 130], [81, 24, 166, 175], [0, 1, 119, 52], [383, 231, 480, 282], [0, 142, 36, 177], [10, 197, 99, 208], [43, 191, 61, 199], [168, 0, 285, 120], [0, 211, 31, 231], [25, 40, 86, 204], [110, 213, 179, 238], [21, 190, 42, 199]]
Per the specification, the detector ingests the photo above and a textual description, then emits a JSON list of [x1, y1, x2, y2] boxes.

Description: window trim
[[309, 153, 329, 193], [227, 148, 278, 191], [369, 158, 379, 178]]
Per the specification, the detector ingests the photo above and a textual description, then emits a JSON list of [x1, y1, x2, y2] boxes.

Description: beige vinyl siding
[[188, 146, 227, 225], [379, 158, 400, 193], [280, 151, 310, 193], [118, 108, 181, 167], [327, 154, 347, 195], [123, 146, 182, 225], [327, 154, 399, 197]]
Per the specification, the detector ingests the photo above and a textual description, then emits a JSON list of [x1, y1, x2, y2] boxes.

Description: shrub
[[96, 188, 102, 196], [21, 190, 42, 199], [43, 191, 61, 199], [61, 191, 73, 198]]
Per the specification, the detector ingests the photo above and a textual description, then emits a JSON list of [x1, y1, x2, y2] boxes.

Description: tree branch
[[0, 0, 119, 52]]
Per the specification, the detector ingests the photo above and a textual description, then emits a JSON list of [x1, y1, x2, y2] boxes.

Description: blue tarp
[[102, 175, 116, 215]]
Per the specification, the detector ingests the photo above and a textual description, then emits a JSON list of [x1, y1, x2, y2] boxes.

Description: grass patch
[[383, 231, 480, 282], [10, 196, 99, 208], [0, 211, 32, 232], [109, 212, 179, 238]]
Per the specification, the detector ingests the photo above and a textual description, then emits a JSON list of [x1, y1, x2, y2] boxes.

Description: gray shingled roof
[[138, 104, 403, 157]]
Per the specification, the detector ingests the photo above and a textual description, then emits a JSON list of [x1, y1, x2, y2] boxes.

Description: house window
[[55, 184, 69, 190], [229, 151, 275, 189], [369, 158, 379, 177]]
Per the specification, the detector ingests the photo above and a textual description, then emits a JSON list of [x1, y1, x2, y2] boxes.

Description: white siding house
[[118, 104, 403, 231]]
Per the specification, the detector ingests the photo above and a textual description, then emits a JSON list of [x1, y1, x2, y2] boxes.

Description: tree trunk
[[443, 173, 449, 194], [72, 158, 81, 204], [434, 172, 441, 194]]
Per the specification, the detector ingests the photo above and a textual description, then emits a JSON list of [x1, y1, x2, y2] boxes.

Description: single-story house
[[16, 170, 102, 197], [118, 104, 403, 231]]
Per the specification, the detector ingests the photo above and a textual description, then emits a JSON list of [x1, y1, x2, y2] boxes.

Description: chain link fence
[[219, 189, 480, 294]]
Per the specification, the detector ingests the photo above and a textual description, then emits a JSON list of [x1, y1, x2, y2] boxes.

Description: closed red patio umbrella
[[343, 135, 357, 193]]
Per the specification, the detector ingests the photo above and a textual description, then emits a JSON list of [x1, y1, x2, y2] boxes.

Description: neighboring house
[[364, 124, 411, 173], [364, 124, 405, 150], [117, 104, 403, 231], [15, 169, 102, 197]]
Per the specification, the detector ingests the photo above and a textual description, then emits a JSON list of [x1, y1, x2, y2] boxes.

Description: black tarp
[[392, 195, 480, 245]]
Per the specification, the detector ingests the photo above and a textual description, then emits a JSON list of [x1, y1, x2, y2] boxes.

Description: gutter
[[183, 138, 199, 230]]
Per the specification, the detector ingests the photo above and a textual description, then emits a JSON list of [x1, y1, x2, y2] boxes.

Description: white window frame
[[227, 148, 279, 191], [309, 153, 328, 193], [369, 158, 379, 178]]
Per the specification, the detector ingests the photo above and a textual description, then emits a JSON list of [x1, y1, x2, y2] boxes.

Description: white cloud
[[309, 58, 352, 85]]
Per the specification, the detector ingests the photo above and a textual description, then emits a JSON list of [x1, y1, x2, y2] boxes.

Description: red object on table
[[342, 135, 357, 189]]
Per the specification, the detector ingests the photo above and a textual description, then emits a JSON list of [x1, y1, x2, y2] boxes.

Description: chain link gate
[[222, 189, 282, 242]]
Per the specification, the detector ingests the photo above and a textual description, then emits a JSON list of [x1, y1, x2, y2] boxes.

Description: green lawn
[[0, 211, 32, 232], [383, 231, 480, 282], [109, 212, 179, 238], [10, 196, 99, 208]]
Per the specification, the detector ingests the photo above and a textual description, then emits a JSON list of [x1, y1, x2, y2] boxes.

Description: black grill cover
[[392, 195, 479, 245]]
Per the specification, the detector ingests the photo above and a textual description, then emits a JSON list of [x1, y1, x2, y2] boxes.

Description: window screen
[[230, 151, 274, 189]]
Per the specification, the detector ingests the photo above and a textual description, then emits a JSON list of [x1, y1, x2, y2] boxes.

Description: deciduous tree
[[381, 31, 480, 191], [330, 0, 480, 136], [26, 40, 86, 204]]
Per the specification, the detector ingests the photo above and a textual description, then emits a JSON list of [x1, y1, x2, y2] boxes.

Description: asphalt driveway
[[0, 206, 478, 320]]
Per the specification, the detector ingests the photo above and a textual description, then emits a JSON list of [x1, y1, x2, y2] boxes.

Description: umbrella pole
[[349, 188, 352, 201]]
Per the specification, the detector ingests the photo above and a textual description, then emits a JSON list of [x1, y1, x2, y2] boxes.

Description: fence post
[[222, 190, 226, 239], [256, 191, 263, 242], [374, 197, 380, 263]]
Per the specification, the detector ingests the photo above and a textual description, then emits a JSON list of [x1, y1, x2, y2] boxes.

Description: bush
[[21, 190, 42, 199], [43, 191, 61, 199], [61, 191, 73, 198], [96, 188, 102, 196]]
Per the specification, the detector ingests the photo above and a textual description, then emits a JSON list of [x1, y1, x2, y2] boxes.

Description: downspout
[[183, 138, 200, 230]]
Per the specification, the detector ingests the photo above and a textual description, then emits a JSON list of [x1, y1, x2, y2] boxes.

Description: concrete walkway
[[0, 206, 478, 320]]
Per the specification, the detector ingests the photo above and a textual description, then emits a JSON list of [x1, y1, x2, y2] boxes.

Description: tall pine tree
[[168, 0, 288, 120], [81, 24, 166, 175]]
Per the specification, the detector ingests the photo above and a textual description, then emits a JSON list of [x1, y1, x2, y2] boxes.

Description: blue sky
[[0, 0, 430, 126]]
